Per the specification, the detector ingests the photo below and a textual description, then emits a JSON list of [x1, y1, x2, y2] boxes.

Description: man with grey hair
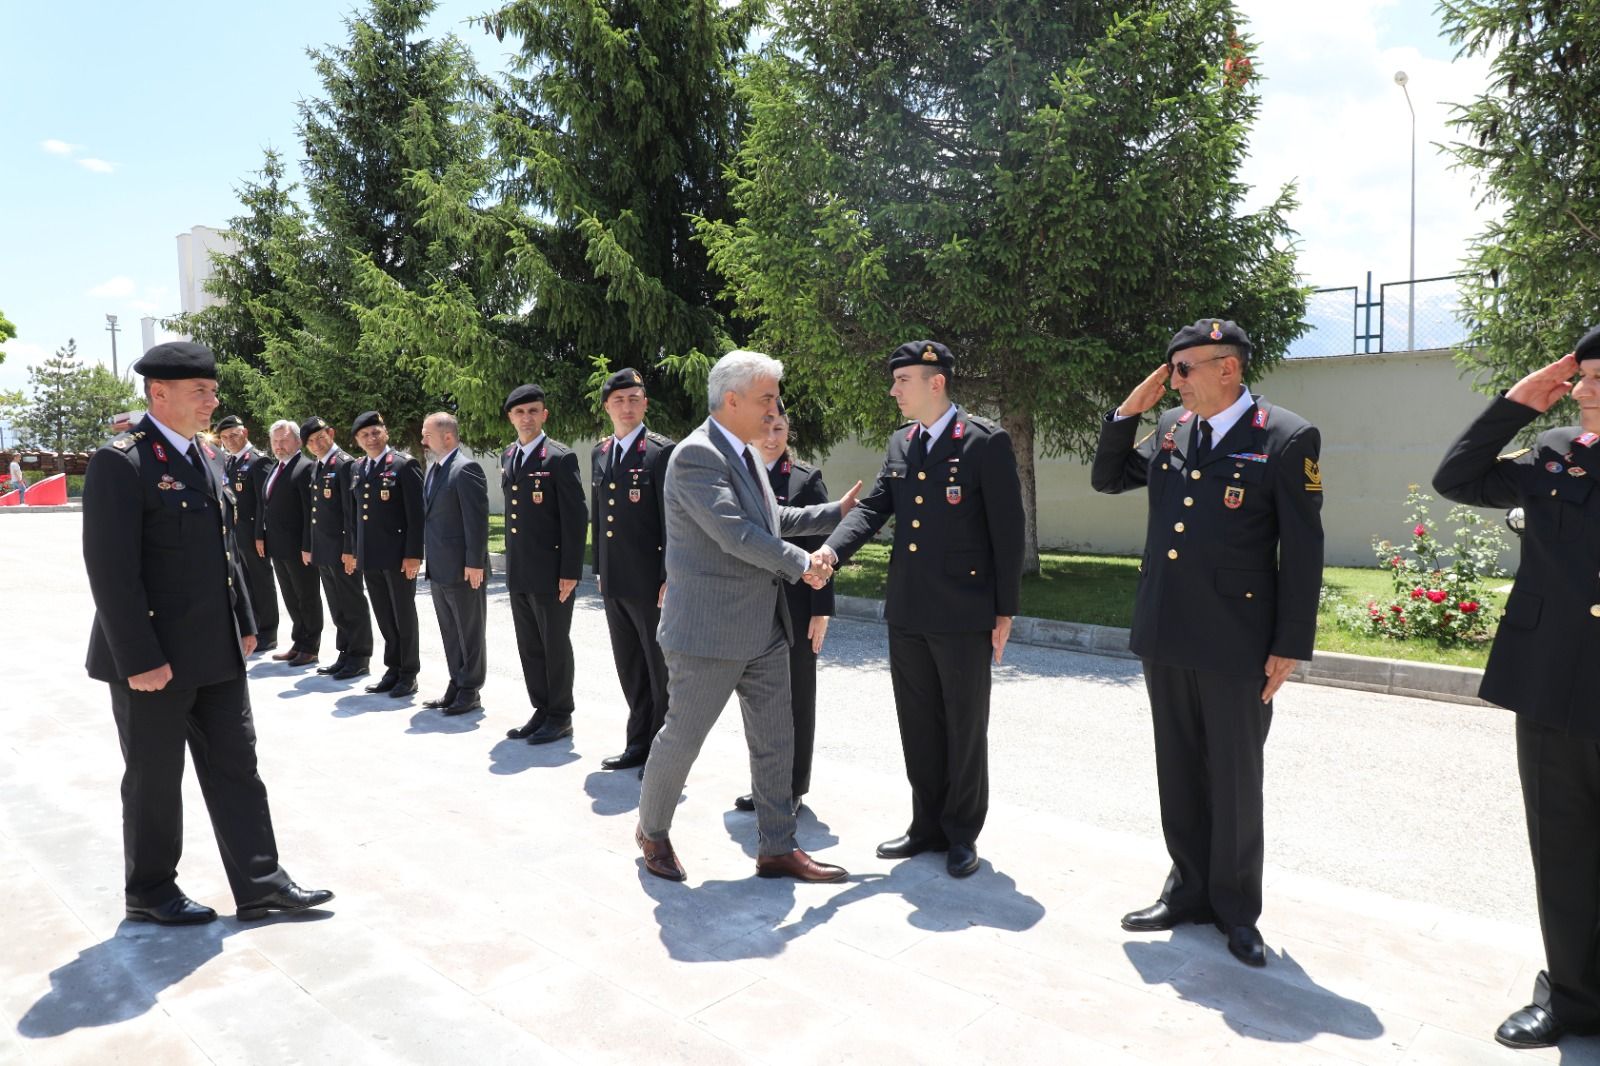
[[634, 349, 861, 883], [420, 411, 489, 715], [257, 419, 322, 667]]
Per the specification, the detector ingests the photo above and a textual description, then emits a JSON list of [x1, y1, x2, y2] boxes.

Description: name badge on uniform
[[381, 489, 390, 501], [946, 485, 962, 505], [629, 488, 641, 503], [531, 491, 543, 504], [1224, 486, 1245, 509]]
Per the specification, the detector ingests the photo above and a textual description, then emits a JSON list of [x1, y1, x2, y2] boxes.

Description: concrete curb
[[833, 594, 1489, 707], [0, 502, 83, 513]]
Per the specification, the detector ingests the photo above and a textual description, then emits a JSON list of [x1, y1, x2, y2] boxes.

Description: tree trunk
[[1001, 406, 1040, 576]]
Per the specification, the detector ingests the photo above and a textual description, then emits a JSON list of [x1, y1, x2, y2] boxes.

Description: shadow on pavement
[[488, 737, 580, 775], [1124, 932, 1383, 1045], [406, 708, 483, 734], [639, 855, 1044, 962], [583, 769, 641, 815], [17, 912, 334, 1039], [721, 806, 840, 858], [330, 694, 404, 718]]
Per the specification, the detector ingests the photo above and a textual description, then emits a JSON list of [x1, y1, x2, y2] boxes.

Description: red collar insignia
[[952, 421, 966, 439], [1252, 407, 1269, 429], [151, 442, 168, 462]]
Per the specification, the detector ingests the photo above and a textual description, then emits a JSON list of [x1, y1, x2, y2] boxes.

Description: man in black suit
[[255, 420, 321, 668], [218, 414, 277, 654], [301, 416, 372, 680], [1433, 332, 1600, 1050], [1091, 318, 1324, 968], [351, 410, 426, 699], [82, 341, 332, 925], [420, 412, 490, 716], [500, 384, 588, 745], [591, 368, 676, 771], [819, 341, 1026, 879]]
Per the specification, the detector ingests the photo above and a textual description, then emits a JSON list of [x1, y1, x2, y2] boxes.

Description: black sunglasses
[[1172, 354, 1230, 379]]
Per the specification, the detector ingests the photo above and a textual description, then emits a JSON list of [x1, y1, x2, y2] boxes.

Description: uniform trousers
[[271, 556, 323, 653], [240, 544, 279, 643], [109, 675, 289, 906], [603, 595, 670, 752], [431, 578, 487, 692], [365, 569, 420, 679], [640, 618, 797, 856], [509, 589, 576, 716], [1142, 660, 1272, 927], [887, 625, 992, 848], [317, 565, 373, 659], [1518, 715, 1600, 1030]]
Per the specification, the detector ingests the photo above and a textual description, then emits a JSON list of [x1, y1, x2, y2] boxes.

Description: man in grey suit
[[635, 350, 861, 883], [420, 412, 489, 716]]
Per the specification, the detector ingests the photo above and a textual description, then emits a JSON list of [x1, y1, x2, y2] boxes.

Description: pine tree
[[15, 340, 138, 455], [698, 1, 1305, 570]]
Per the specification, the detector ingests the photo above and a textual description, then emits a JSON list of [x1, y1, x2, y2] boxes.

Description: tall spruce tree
[[698, 1, 1305, 570], [1443, 1, 1600, 406]]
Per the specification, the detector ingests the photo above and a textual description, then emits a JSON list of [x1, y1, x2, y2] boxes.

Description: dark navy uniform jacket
[[1434, 395, 1600, 738], [501, 436, 587, 595], [827, 406, 1025, 634], [304, 445, 357, 566], [769, 453, 835, 625], [84, 415, 255, 688], [590, 427, 674, 599], [353, 448, 425, 572], [1091, 394, 1325, 676], [224, 442, 265, 537]]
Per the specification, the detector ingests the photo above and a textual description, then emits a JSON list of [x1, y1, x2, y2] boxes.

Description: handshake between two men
[[801, 479, 862, 589]]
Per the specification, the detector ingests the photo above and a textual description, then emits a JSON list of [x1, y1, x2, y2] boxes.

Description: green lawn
[[833, 543, 1500, 669]]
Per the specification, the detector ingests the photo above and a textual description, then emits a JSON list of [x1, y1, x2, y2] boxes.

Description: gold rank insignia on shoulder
[[1497, 447, 1531, 462], [113, 439, 132, 450], [1303, 457, 1323, 492]]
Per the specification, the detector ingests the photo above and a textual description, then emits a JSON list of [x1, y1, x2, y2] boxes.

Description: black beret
[[601, 367, 647, 401], [1166, 318, 1252, 361], [503, 383, 546, 413], [351, 410, 384, 434], [132, 341, 217, 381], [215, 415, 244, 431], [301, 416, 331, 440], [888, 340, 954, 373], [1574, 326, 1600, 364]]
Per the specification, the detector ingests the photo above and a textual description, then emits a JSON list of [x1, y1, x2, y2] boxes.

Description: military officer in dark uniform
[[351, 410, 425, 699], [218, 415, 278, 653], [1433, 332, 1600, 1050], [301, 415, 372, 680], [819, 341, 1025, 878], [732, 401, 834, 814], [591, 368, 676, 771], [1091, 318, 1324, 968], [256, 420, 322, 667], [500, 384, 589, 745], [83, 341, 332, 925]]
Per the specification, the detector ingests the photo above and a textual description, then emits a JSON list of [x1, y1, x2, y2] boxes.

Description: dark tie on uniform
[[614, 441, 626, 473], [1192, 419, 1213, 466], [907, 426, 927, 469], [511, 447, 525, 481], [186, 442, 211, 493]]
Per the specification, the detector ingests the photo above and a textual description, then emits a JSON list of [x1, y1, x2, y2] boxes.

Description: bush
[[1334, 486, 1507, 646]]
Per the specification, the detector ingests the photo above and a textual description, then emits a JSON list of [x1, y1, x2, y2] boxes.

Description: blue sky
[[0, 0, 1490, 396]]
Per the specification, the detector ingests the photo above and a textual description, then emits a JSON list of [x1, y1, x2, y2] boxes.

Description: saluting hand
[[1506, 353, 1578, 413], [837, 480, 864, 517], [1116, 364, 1172, 418]]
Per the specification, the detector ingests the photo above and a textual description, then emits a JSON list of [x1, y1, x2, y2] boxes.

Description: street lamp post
[[1394, 70, 1416, 352], [105, 313, 121, 378]]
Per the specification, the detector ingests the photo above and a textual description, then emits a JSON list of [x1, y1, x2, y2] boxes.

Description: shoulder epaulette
[[646, 430, 674, 446], [964, 414, 999, 431], [1497, 447, 1532, 462]]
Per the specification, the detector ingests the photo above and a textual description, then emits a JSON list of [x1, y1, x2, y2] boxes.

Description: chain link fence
[[1290, 274, 1475, 358]]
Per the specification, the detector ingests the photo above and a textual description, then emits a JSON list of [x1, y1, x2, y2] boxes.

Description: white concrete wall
[[810, 349, 1509, 568], [176, 225, 239, 315]]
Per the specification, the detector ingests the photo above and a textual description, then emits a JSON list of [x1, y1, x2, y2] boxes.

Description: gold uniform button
[[609, 499, 615, 505], [1174, 522, 1185, 533], [917, 472, 926, 480], [914, 496, 924, 505], [607, 515, 615, 523], [1161, 463, 1169, 470], [1233, 472, 1241, 480], [1167, 548, 1178, 560], [510, 513, 518, 520], [606, 530, 614, 538], [1190, 470, 1202, 481], [1245, 592, 1254, 599], [510, 528, 517, 534], [148, 610, 155, 617], [511, 498, 518, 505], [1592, 604, 1600, 618], [609, 482, 617, 490], [908, 543, 918, 552], [1553, 489, 1559, 496], [1183, 497, 1194, 507], [912, 520, 921, 528]]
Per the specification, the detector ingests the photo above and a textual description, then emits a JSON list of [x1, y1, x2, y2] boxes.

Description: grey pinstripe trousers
[[638, 617, 797, 857]]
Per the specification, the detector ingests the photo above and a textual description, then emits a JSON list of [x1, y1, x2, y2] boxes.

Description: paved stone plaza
[[2, 510, 1597, 1064]]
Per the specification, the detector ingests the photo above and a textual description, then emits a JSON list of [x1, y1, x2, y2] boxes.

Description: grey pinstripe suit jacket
[[658, 417, 840, 660]]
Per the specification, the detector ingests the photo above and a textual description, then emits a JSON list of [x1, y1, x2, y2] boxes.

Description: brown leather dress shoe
[[288, 651, 318, 667], [635, 823, 686, 881], [271, 648, 298, 662], [755, 849, 848, 883]]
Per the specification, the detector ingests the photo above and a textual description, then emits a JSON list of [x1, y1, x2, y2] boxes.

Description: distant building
[[176, 225, 238, 315]]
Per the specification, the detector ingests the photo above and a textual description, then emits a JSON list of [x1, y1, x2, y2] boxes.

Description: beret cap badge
[[1210, 322, 1224, 340]]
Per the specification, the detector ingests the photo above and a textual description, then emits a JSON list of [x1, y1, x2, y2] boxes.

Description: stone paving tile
[[1400, 1023, 1575, 1065]]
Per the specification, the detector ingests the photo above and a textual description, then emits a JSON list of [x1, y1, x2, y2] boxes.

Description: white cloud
[[40, 139, 78, 156], [89, 276, 138, 300], [77, 157, 116, 174]]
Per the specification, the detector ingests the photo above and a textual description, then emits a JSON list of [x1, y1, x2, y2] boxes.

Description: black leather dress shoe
[[733, 793, 755, 812], [237, 883, 336, 922], [331, 659, 370, 680], [946, 844, 980, 878], [1221, 923, 1267, 967], [601, 748, 648, 771], [388, 678, 418, 698], [1496, 1004, 1565, 1049], [126, 896, 217, 925], [316, 657, 346, 676], [422, 687, 460, 710], [1120, 900, 1215, 932], [507, 711, 546, 740], [443, 692, 483, 716], [526, 715, 572, 743], [365, 674, 398, 694], [876, 834, 948, 860]]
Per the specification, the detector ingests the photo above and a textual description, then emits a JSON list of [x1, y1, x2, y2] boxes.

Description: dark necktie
[[907, 427, 927, 468], [743, 448, 762, 487], [614, 441, 626, 472], [425, 464, 435, 497], [512, 447, 525, 480], [1192, 419, 1213, 466], [186, 441, 211, 493]]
